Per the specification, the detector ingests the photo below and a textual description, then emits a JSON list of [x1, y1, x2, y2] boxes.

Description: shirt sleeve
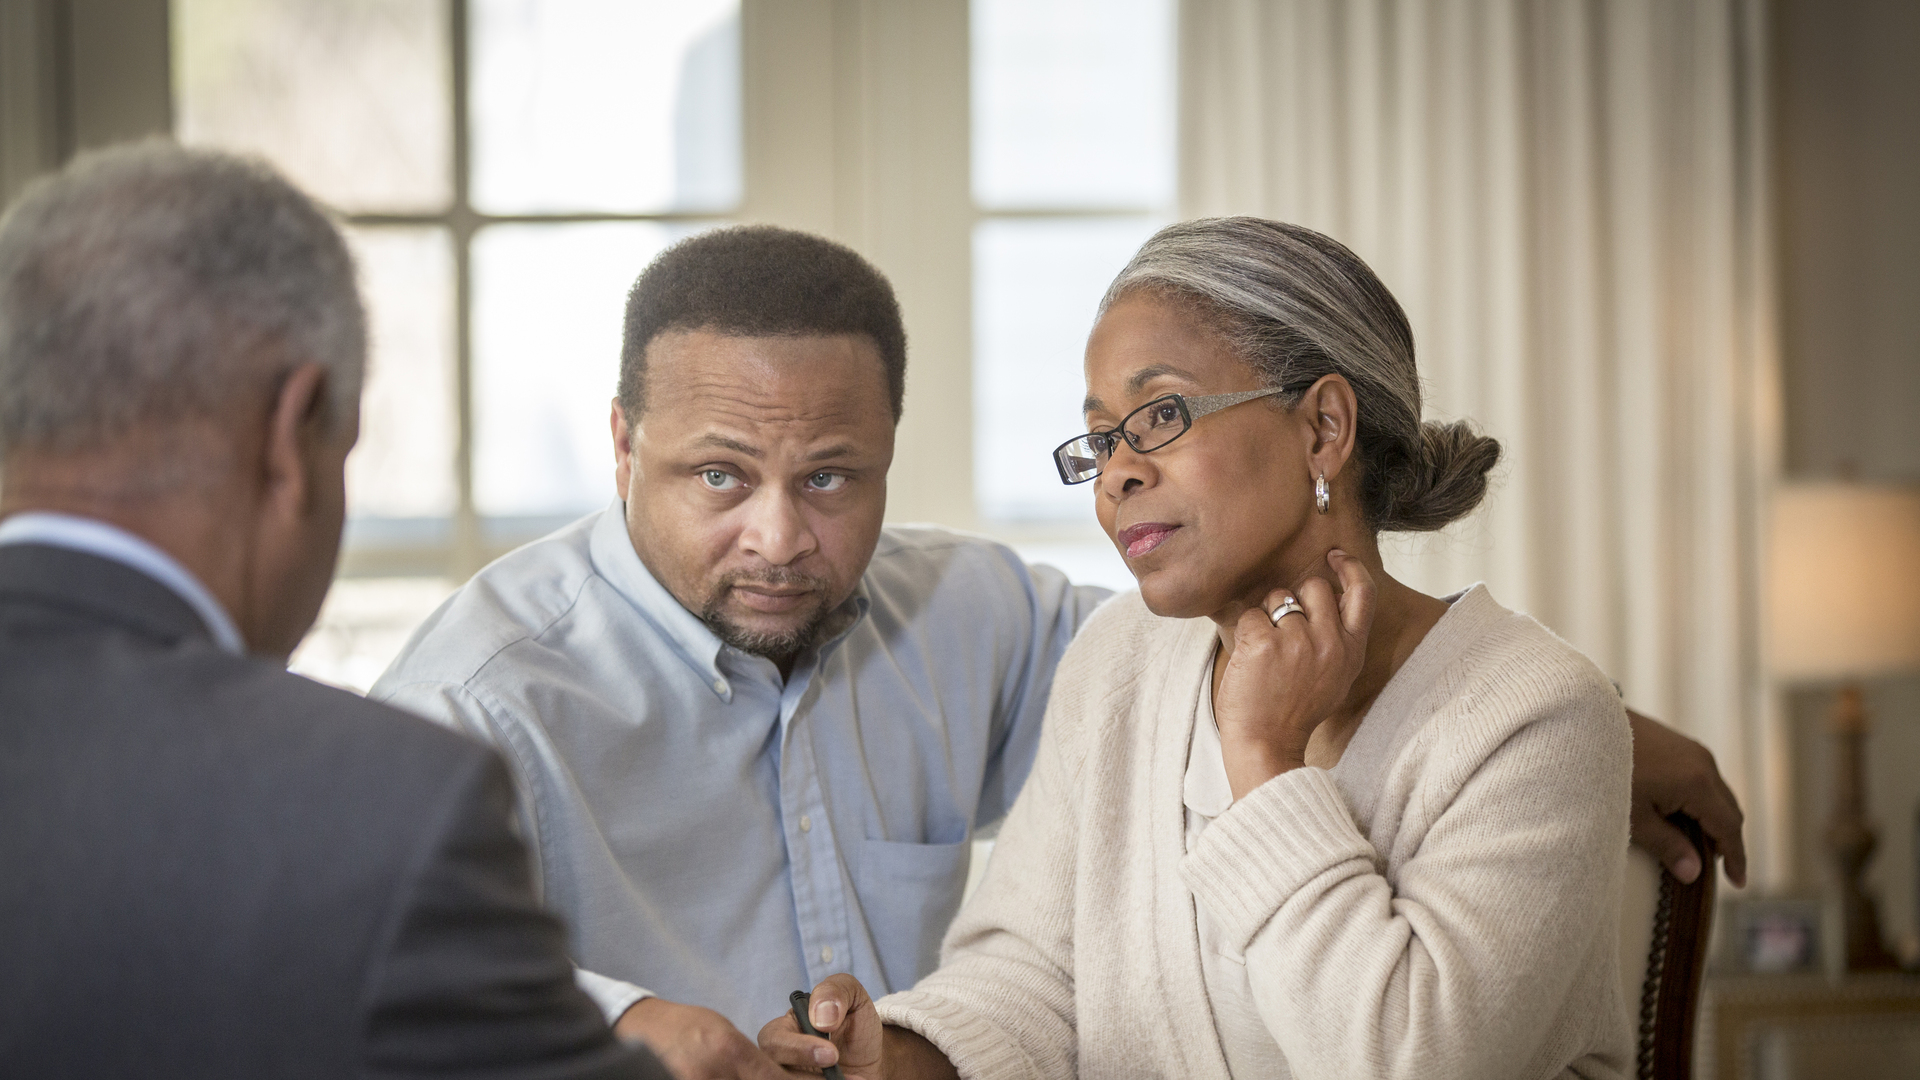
[[374, 680, 543, 858], [364, 749, 673, 1080], [574, 968, 653, 1026]]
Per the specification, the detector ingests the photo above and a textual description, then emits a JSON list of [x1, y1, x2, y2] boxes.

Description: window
[[970, 0, 1173, 588], [174, 0, 740, 567], [174, 0, 741, 685]]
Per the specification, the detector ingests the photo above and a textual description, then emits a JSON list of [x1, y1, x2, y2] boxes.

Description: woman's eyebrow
[[1085, 364, 1202, 413], [1125, 364, 1199, 395]]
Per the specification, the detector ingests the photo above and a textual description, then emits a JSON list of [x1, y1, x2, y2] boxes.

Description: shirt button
[[712, 678, 728, 695], [799, 815, 812, 833], [820, 946, 834, 964]]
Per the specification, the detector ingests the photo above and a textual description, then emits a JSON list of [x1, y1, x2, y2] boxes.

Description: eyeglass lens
[[1052, 395, 1193, 484], [1123, 396, 1190, 452], [1054, 435, 1106, 484]]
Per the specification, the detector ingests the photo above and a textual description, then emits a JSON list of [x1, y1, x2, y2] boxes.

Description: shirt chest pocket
[[854, 837, 972, 993]]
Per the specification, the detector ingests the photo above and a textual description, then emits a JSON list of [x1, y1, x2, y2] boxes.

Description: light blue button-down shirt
[[0, 511, 245, 654], [371, 502, 1110, 1033]]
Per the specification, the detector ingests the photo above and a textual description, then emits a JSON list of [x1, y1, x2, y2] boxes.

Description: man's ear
[[610, 398, 636, 497], [262, 363, 333, 515], [1299, 373, 1359, 480]]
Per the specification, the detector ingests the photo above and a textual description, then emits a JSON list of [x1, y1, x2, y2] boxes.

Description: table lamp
[[1767, 482, 1920, 971]]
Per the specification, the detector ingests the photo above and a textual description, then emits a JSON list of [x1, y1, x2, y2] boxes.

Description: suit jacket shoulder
[[0, 545, 665, 1079]]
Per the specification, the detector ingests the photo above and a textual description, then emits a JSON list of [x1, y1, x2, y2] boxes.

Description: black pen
[[789, 990, 848, 1080]]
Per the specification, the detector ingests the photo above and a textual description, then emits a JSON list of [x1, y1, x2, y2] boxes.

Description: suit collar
[[0, 543, 225, 650], [0, 512, 244, 653]]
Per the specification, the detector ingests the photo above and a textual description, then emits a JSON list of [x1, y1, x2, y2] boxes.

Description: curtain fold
[[1180, 0, 1783, 883]]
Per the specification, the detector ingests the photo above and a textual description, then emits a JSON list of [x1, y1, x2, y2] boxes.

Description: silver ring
[[1268, 597, 1305, 624]]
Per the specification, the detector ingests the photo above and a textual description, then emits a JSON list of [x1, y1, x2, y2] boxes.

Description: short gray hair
[[1101, 217, 1500, 533], [0, 140, 365, 453]]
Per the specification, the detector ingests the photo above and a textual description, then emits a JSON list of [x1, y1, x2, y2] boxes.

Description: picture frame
[[1714, 894, 1832, 975]]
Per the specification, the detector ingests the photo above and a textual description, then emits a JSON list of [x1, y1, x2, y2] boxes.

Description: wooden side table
[[1697, 972, 1920, 1079]]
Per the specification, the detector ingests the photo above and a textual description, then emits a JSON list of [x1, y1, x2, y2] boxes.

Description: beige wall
[[1773, 0, 1920, 955], [0, 0, 172, 207], [740, 0, 975, 532]]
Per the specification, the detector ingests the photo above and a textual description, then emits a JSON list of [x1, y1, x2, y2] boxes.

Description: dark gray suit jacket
[[0, 544, 672, 1079]]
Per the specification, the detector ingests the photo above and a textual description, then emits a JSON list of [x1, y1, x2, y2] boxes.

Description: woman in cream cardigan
[[763, 219, 1634, 1079]]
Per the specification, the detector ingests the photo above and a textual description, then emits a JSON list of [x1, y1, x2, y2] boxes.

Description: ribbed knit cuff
[[876, 990, 1040, 1080], [1180, 766, 1375, 953]]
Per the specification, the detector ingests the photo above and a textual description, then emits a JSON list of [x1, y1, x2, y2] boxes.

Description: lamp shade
[[1767, 483, 1920, 681]]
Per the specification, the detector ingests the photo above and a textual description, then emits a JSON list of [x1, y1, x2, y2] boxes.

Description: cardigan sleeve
[[873, 629, 1102, 1080], [1181, 661, 1631, 1080]]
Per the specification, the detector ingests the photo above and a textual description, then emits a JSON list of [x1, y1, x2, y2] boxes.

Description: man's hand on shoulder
[[1626, 709, 1748, 887], [615, 997, 788, 1080]]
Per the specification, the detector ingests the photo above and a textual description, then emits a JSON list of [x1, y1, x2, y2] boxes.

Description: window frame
[[335, 0, 742, 579]]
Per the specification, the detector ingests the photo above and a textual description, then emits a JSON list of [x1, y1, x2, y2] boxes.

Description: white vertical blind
[[1181, 0, 1782, 884]]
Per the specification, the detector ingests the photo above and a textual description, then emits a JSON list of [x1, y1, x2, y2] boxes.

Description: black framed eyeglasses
[[1052, 387, 1290, 484]]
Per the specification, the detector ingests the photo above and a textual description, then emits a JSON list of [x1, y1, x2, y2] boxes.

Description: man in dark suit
[[0, 142, 673, 1080]]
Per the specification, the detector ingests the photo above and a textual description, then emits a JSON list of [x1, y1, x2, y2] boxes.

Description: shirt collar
[[588, 502, 730, 692], [0, 511, 246, 655], [585, 501, 875, 700]]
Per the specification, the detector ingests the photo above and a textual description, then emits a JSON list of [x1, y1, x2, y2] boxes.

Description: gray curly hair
[[1100, 217, 1499, 532]]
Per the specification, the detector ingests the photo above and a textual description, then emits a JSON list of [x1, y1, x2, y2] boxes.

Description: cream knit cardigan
[[876, 585, 1633, 1080]]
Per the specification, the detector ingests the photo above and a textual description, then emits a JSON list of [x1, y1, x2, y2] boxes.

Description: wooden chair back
[[1619, 816, 1718, 1080]]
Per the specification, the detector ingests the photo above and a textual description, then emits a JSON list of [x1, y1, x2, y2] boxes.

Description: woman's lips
[[1117, 522, 1180, 559]]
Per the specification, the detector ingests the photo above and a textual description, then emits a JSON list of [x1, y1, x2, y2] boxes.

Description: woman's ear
[[1298, 373, 1358, 479]]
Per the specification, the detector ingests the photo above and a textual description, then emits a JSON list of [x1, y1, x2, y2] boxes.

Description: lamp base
[[1827, 685, 1900, 972]]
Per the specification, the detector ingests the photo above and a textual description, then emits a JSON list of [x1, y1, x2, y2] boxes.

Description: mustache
[[717, 567, 831, 592]]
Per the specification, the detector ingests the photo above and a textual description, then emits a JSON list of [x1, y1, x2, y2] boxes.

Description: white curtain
[[1180, 0, 1786, 884]]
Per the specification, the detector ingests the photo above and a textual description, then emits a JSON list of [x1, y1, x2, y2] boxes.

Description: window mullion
[[449, 0, 481, 579]]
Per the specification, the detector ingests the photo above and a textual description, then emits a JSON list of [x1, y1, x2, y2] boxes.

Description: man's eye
[[700, 470, 742, 491], [806, 472, 848, 492]]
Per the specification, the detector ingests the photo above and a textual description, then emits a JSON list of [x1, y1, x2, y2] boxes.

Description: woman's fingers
[[1291, 575, 1356, 674], [1705, 769, 1750, 887], [1260, 587, 1305, 628], [1326, 549, 1377, 642], [1292, 574, 1338, 622], [1631, 805, 1706, 885]]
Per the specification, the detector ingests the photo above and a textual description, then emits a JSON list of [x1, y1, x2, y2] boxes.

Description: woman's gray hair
[[1100, 217, 1499, 533], [0, 140, 365, 453]]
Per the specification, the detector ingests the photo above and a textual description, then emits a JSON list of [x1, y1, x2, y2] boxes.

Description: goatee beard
[[699, 568, 836, 662]]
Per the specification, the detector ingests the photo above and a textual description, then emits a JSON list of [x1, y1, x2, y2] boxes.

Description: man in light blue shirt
[[374, 227, 1107, 1079]]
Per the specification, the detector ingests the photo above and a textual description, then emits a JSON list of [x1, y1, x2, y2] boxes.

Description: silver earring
[[1314, 472, 1331, 514]]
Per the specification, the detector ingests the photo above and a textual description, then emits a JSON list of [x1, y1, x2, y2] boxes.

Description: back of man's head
[[619, 225, 906, 423], [0, 140, 365, 462]]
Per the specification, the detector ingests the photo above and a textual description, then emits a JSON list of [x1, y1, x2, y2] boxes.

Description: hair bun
[[1369, 419, 1502, 532]]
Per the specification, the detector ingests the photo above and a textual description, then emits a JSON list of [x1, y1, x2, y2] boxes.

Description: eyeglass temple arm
[[1182, 385, 1289, 419]]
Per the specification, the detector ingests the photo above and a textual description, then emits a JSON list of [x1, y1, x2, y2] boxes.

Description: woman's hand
[[1213, 549, 1376, 799]]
